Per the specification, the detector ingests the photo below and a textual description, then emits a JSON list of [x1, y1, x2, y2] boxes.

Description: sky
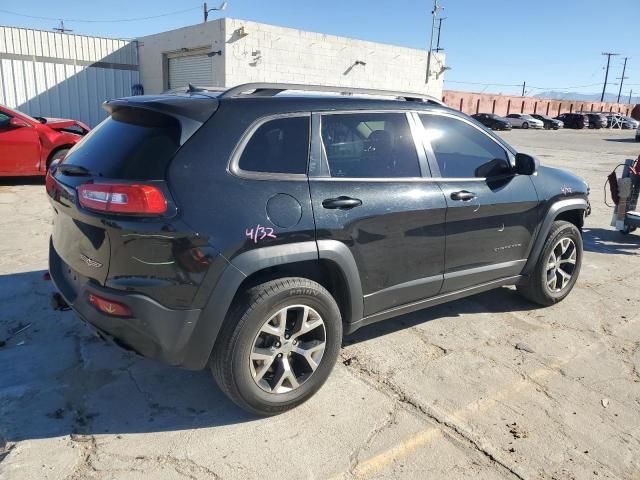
[[2, 0, 639, 98]]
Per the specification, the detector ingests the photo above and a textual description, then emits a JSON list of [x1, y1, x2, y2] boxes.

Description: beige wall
[[138, 18, 445, 97], [138, 20, 225, 94], [222, 18, 445, 97]]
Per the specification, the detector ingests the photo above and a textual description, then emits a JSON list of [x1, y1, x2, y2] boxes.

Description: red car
[[0, 105, 90, 176]]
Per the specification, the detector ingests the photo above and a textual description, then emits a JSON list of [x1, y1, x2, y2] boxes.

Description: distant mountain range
[[533, 90, 638, 104]]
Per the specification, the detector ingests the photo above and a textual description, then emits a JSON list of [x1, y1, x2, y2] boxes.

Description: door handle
[[450, 190, 476, 201], [322, 196, 363, 210]]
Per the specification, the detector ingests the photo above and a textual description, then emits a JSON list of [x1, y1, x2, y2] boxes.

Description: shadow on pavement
[[345, 286, 537, 345], [583, 227, 640, 255], [0, 176, 45, 186], [603, 137, 637, 143], [0, 267, 559, 442], [0, 270, 255, 444]]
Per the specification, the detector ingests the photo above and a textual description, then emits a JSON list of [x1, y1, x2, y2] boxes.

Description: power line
[[444, 80, 604, 90], [53, 20, 72, 33], [444, 80, 523, 87], [526, 83, 603, 90], [0, 6, 201, 23], [601, 52, 619, 102]]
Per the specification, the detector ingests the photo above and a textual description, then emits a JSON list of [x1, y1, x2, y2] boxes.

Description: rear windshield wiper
[[57, 164, 92, 176]]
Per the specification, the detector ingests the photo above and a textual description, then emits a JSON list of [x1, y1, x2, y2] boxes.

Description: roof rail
[[219, 82, 446, 106]]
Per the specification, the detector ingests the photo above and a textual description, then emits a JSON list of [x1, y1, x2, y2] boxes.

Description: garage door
[[167, 52, 213, 89]]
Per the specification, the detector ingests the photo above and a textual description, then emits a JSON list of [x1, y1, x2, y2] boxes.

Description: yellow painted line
[[349, 349, 599, 478], [353, 428, 443, 478]]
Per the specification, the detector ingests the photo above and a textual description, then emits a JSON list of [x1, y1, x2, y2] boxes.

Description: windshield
[[1, 104, 39, 123]]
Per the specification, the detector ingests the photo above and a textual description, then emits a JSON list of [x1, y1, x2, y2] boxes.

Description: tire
[[210, 277, 342, 416], [620, 225, 636, 235], [517, 220, 582, 306], [47, 148, 69, 170], [522, 122, 529, 129]]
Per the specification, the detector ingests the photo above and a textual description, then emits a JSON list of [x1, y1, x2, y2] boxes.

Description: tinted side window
[[239, 116, 310, 174], [419, 114, 508, 178], [321, 113, 420, 178]]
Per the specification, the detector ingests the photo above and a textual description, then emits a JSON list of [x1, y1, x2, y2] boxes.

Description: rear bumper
[[49, 239, 207, 369]]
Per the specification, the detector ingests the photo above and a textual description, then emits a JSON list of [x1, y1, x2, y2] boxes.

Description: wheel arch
[[46, 144, 74, 170], [181, 241, 363, 370], [522, 198, 588, 276]]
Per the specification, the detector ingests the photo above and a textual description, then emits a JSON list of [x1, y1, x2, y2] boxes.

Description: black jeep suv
[[47, 83, 590, 415]]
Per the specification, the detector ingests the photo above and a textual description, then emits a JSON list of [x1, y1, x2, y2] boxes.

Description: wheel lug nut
[[275, 342, 281, 347], [285, 335, 290, 340], [277, 353, 283, 358]]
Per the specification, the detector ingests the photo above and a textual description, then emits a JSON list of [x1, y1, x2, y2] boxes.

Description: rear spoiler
[[103, 95, 219, 145]]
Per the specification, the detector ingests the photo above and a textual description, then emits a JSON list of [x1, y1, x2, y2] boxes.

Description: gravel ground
[[1, 128, 639, 480]]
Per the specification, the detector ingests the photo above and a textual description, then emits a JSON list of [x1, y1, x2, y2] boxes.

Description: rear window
[[62, 109, 181, 179]]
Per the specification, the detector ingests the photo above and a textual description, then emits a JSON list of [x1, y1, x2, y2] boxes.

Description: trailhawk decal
[[494, 243, 522, 252]]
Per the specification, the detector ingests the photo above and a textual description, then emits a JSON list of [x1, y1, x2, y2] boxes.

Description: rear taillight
[[88, 293, 132, 317], [77, 184, 167, 215]]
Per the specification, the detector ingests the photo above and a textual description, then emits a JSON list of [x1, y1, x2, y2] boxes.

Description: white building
[[0, 26, 139, 126], [0, 20, 445, 127], [138, 18, 446, 98]]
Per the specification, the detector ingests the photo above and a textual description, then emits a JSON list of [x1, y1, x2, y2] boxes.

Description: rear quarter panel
[[167, 100, 317, 267]]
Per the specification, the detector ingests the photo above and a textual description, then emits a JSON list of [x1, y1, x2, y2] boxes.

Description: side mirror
[[475, 158, 513, 178], [9, 117, 28, 128], [515, 153, 539, 175]]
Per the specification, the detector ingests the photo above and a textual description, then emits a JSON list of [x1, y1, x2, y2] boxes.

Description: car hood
[[42, 117, 90, 133]]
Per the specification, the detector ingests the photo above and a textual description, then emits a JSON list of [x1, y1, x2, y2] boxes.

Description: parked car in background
[[621, 115, 639, 129], [0, 105, 89, 176], [636, 125, 640, 142], [471, 113, 512, 131], [581, 113, 607, 129], [556, 113, 589, 129], [606, 114, 639, 130], [531, 114, 563, 130], [47, 82, 590, 415], [505, 113, 544, 129]]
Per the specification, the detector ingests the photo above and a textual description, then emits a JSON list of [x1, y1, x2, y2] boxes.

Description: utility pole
[[53, 20, 72, 33], [425, 0, 443, 83], [601, 52, 619, 102], [522, 81, 526, 97], [629, 89, 634, 104], [616, 56, 629, 103], [435, 17, 446, 52]]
